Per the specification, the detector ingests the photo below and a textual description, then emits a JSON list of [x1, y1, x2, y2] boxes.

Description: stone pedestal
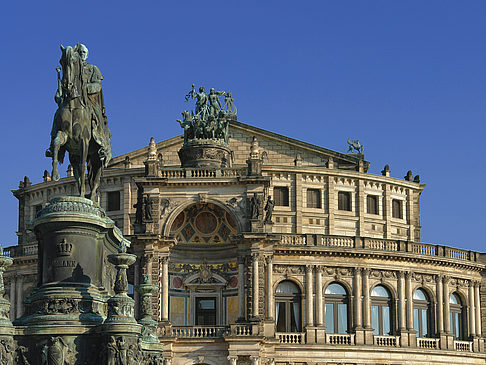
[[178, 140, 232, 168], [16, 197, 125, 329]]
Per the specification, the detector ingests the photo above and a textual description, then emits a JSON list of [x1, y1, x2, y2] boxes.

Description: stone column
[[227, 355, 238, 365], [306, 265, 314, 327], [469, 282, 476, 337], [9, 275, 15, 320], [252, 253, 259, 318], [16, 274, 23, 317], [238, 257, 245, 320], [398, 271, 406, 332], [474, 281, 481, 337], [316, 267, 323, 326], [161, 256, 169, 322], [354, 268, 362, 330], [266, 256, 274, 320], [250, 355, 259, 365], [443, 277, 450, 334], [405, 272, 413, 331], [362, 268, 371, 329], [436, 275, 444, 334]]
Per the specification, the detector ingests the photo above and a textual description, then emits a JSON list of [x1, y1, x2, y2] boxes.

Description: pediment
[[108, 120, 368, 171]]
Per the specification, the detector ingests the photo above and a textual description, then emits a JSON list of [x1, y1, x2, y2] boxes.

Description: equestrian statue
[[46, 44, 112, 201]]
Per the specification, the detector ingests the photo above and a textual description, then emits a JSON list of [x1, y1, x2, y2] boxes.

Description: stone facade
[[5, 121, 486, 364]]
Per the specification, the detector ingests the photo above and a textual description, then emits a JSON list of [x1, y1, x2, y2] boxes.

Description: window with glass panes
[[450, 293, 464, 340], [366, 195, 379, 215], [306, 189, 321, 209], [413, 288, 431, 338], [371, 285, 393, 335], [337, 191, 351, 211], [274, 187, 289, 207], [275, 280, 301, 333], [324, 283, 349, 334]]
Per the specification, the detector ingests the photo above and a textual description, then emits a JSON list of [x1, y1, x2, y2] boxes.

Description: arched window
[[275, 281, 302, 332], [324, 282, 349, 334], [450, 293, 465, 340], [413, 288, 431, 338], [371, 285, 393, 335]]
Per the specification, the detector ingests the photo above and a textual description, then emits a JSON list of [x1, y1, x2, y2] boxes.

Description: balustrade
[[159, 167, 246, 179], [276, 332, 304, 344], [171, 326, 229, 338], [417, 337, 440, 349], [411, 243, 437, 256], [232, 324, 253, 336], [323, 236, 354, 248], [373, 335, 399, 347], [364, 238, 398, 251], [454, 340, 472, 352], [326, 333, 354, 345]]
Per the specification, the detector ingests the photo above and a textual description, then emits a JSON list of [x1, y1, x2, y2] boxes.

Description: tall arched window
[[413, 288, 431, 338], [371, 285, 393, 335], [324, 282, 349, 334], [450, 293, 464, 340], [275, 281, 302, 332]]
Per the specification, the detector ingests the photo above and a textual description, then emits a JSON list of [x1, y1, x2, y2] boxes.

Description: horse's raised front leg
[[51, 131, 67, 181]]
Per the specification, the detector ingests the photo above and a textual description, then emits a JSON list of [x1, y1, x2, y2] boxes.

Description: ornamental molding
[[274, 264, 305, 275]]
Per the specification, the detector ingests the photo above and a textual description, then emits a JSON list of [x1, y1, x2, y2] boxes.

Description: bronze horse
[[48, 44, 110, 200]]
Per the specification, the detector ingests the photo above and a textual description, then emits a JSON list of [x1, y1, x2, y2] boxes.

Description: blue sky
[[1, 1, 485, 251]]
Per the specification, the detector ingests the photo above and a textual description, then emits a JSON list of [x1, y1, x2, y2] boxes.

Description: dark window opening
[[392, 199, 402, 219], [275, 280, 301, 332], [195, 297, 216, 325], [107, 191, 121, 211], [274, 187, 289, 207], [306, 189, 321, 209], [338, 191, 351, 211], [367, 195, 379, 215]]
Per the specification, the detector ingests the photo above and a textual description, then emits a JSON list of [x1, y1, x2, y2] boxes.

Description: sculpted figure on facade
[[177, 84, 236, 144], [46, 44, 112, 200], [347, 138, 363, 154], [264, 196, 274, 224], [249, 193, 261, 220], [41, 336, 69, 365]]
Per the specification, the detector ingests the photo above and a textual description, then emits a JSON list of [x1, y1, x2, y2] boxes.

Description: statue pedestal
[[15, 197, 125, 329], [178, 140, 232, 168]]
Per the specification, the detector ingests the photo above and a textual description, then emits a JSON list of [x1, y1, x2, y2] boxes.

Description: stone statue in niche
[[144, 196, 153, 221], [41, 336, 69, 365], [264, 196, 274, 224], [249, 193, 261, 220]]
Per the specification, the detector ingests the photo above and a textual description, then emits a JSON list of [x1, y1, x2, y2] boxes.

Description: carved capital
[[251, 252, 261, 261], [362, 268, 371, 276], [405, 271, 413, 280], [160, 256, 169, 265], [435, 274, 443, 283], [264, 255, 273, 265], [316, 266, 323, 274], [305, 265, 314, 274], [442, 275, 451, 285]]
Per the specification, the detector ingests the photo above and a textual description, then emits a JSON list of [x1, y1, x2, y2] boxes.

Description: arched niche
[[166, 202, 240, 245]]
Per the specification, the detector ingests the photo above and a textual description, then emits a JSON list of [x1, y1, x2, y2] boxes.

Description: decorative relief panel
[[274, 265, 305, 275], [170, 203, 237, 244]]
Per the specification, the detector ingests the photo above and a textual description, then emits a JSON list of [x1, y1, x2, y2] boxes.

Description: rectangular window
[[107, 191, 121, 211], [371, 305, 379, 335], [306, 189, 321, 209], [337, 303, 348, 334], [392, 199, 402, 219], [382, 306, 390, 335], [338, 191, 351, 211], [274, 187, 289, 207], [325, 303, 334, 333], [366, 195, 378, 214]]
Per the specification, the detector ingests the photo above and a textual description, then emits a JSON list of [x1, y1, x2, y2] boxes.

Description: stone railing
[[231, 324, 253, 336], [276, 235, 479, 263], [326, 333, 355, 345], [276, 332, 304, 344], [364, 238, 398, 251], [323, 236, 354, 248], [160, 167, 246, 179], [373, 335, 399, 347], [171, 326, 229, 338], [3, 244, 38, 258], [417, 337, 440, 349], [410, 242, 437, 256], [454, 340, 472, 352]]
